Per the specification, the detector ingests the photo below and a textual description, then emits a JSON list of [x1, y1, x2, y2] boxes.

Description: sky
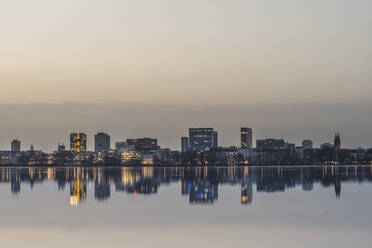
[[0, 0, 371, 150]]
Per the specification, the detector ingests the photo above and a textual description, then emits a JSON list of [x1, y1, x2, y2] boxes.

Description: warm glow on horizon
[[1, 0, 372, 104]]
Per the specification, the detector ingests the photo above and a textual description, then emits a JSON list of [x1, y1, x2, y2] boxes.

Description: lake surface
[[0, 166, 371, 248]]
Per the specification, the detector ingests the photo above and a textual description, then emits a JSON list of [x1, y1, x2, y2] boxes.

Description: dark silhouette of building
[[334, 133, 341, 149], [212, 131, 218, 148], [181, 137, 189, 153], [126, 138, 158, 151], [302, 140, 313, 150], [95, 132, 111, 152], [58, 143, 66, 152], [257, 139, 286, 150], [11, 139, 21, 153]]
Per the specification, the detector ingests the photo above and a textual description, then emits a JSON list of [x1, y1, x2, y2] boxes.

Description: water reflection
[[1, 166, 371, 205]]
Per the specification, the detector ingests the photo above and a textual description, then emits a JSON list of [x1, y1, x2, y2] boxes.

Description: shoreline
[[0, 164, 370, 168]]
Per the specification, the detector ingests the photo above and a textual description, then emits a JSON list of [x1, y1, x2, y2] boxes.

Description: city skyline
[[0, 128, 359, 153], [0, 101, 371, 152], [2, 1, 372, 247], [3, 125, 370, 167]]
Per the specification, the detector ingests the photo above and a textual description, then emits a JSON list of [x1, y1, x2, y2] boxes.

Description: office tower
[[95, 132, 111, 152], [241, 127, 253, 149], [181, 137, 189, 153], [70, 133, 87, 153], [58, 143, 66, 152], [302, 140, 313, 150], [212, 131, 218, 148], [11, 139, 21, 153], [189, 128, 215, 152], [334, 133, 341, 149]]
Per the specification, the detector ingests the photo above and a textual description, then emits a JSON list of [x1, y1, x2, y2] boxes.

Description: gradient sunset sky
[[1, 0, 371, 150], [1, 0, 371, 104]]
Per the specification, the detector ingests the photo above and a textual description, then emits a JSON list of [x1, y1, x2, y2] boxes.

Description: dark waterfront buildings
[[241, 127, 253, 149], [70, 133, 87, 153], [1, 127, 371, 166], [95, 132, 111, 152]]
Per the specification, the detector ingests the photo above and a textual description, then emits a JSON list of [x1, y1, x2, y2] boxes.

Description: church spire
[[334, 132, 341, 149]]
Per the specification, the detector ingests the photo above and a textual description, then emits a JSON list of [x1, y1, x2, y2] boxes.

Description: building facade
[[126, 138, 158, 151], [70, 133, 87, 153], [11, 140, 21, 153], [189, 128, 215, 152], [302, 140, 313, 150], [181, 137, 189, 153], [212, 131, 218, 148], [241, 127, 253, 149], [95, 132, 110, 152], [58, 143, 66, 152], [256, 139, 286, 150]]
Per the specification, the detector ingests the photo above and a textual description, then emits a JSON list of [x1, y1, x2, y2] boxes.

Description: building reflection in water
[[241, 183, 253, 205], [0, 165, 372, 205], [70, 177, 87, 206], [189, 180, 218, 205]]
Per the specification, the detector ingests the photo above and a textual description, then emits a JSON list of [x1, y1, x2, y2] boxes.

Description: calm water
[[0, 166, 371, 248]]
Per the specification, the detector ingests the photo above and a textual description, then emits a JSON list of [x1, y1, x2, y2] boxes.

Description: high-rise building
[[302, 140, 313, 150], [95, 132, 110, 152], [189, 128, 215, 152], [241, 128, 253, 149], [334, 133, 341, 149], [212, 131, 218, 148], [181, 137, 189, 153], [11, 139, 21, 153], [70, 133, 87, 153]]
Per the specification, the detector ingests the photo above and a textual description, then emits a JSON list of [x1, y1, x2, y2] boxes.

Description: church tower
[[334, 133, 341, 149]]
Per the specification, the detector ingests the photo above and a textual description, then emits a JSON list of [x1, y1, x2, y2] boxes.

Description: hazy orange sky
[[1, 0, 372, 104]]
